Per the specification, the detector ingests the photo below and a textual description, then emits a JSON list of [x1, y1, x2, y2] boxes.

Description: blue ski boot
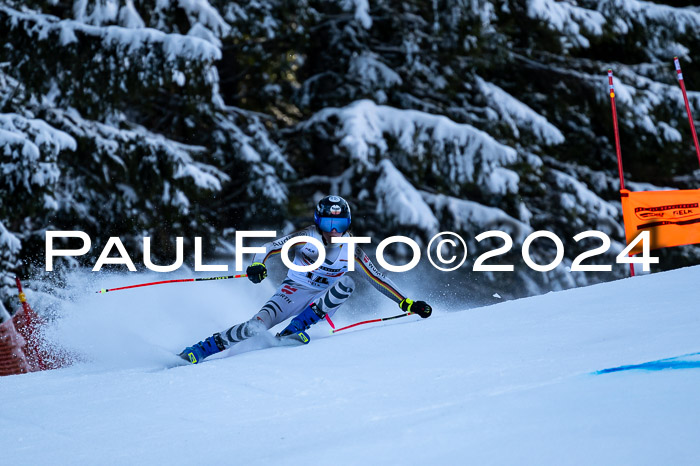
[[179, 333, 226, 364], [276, 304, 325, 344]]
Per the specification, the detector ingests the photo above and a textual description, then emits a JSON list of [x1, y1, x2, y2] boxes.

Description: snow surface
[[2, 265, 700, 464]]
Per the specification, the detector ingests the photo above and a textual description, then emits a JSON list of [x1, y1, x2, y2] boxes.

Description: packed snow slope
[[2, 266, 700, 465]]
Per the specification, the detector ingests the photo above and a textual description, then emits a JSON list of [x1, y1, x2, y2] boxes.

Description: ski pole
[[96, 274, 247, 294], [331, 312, 413, 334]]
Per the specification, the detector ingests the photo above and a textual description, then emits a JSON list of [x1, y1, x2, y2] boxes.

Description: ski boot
[[277, 303, 325, 344], [179, 333, 226, 364]]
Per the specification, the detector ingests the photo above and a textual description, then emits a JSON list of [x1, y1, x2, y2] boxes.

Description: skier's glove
[[399, 298, 432, 319], [247, 262, 267, 283]]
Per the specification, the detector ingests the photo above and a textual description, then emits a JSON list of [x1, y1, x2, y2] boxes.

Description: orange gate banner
[[620, 188, 700, 255]]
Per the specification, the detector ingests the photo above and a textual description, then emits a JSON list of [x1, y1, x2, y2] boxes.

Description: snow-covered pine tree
[[0, 0, 291, 310], [0, 69, 76, 314]]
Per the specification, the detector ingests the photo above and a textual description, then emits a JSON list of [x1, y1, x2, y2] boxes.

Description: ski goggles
[[316, 216, 351, 233]]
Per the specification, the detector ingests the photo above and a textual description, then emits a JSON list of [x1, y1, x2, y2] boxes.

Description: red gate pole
[[14, 277, 46, 370], [608, 69, 635, 277], [674, 57, 700, 168]]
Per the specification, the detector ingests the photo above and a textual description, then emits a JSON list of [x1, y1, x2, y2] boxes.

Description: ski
[[274, 330, 310, 346], [173, 330, 310, 367]]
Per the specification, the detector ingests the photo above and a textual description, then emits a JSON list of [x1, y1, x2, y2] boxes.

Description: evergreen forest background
[[1, 0, 700, 313]]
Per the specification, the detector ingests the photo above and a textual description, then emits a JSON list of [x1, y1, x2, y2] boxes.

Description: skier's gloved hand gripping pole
[[246, 262, 267, 283], [399, 298, 432, 318]]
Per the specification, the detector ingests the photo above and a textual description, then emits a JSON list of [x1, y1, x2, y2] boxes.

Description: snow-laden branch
[[375, 160, 440, 234], [598, 0, 700, 36], [0, 113, 75, 192], [1, 5, 221, 61], [527, 0, 605, 48], [302, 99, 519, 196], [339, 0, 372, 29], [422, 191, 533, 243], [56, 108, 226, 191], [549, 169, 619, 220], [349, 52, 403, 89], [476, 76, 565, 145]]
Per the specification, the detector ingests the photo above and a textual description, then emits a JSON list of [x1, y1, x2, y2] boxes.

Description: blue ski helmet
[[314, 195, 351, 233]]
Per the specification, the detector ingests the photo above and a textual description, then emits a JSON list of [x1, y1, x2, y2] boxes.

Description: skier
[[179, 195, 432, 364]]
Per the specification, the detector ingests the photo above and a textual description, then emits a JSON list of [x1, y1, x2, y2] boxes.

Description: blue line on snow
[[596, 352, 700, 374]]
